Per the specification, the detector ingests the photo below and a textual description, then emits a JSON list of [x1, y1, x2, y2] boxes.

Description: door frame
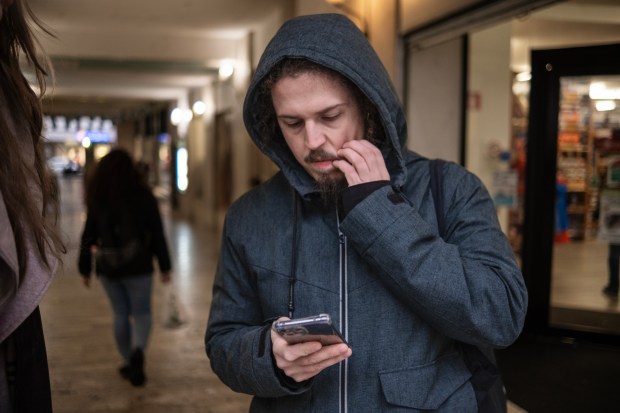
[[522, 43, 620, 343]]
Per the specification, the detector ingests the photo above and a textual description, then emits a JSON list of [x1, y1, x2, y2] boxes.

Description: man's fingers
[[334, 140, 389, 184], [281, 344, 352, 382]]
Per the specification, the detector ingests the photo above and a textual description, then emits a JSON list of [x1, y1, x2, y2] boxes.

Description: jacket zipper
[[337, 213, 348, 413]]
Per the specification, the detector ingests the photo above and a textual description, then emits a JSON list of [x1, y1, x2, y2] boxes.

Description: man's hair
[[255, 58, 386, 149]]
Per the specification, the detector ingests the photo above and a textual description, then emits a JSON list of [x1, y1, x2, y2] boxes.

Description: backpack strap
[[427, 158, 506, 413], [429, 159, 447, 237]]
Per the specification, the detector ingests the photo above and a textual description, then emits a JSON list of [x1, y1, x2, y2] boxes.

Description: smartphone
[[272, 314, 348, 346]]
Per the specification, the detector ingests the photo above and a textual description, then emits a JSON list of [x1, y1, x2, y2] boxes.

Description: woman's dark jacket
[[78, 188, 171, 278]]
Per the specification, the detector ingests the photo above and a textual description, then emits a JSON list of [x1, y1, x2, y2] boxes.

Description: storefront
[[403, 0, 620, 341]]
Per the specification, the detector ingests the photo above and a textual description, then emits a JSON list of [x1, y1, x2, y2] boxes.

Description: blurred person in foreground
[[0, 0, 65, 411], [205, 13, 528, 412], [78, 149, 172, 387]]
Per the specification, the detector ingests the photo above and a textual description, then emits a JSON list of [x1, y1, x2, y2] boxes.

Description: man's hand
[[271, 320, 352, 382], [333, 140, 389, 186]]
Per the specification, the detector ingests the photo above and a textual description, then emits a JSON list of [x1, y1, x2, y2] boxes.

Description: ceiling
[[28, 0, 295, 118], [25, 0, 620, 120]]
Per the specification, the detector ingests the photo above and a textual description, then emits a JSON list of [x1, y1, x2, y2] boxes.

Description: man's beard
[[305, 149, 348, 207], [314, 171, 347, 207]]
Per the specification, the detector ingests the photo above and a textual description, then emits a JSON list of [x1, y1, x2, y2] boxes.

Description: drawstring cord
[[287, 191, 300, 318]]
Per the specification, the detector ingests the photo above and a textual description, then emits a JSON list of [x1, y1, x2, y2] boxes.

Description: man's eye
[[322, 113, 340, 122]]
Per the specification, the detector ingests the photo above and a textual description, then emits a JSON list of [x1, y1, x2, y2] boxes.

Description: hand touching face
[[333, 140, 389, 186], [272, 70, 389, 188]]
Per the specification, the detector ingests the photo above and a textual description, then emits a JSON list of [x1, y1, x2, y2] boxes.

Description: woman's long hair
[[0, 0, 64, 284], [86, 149, 150, 217]]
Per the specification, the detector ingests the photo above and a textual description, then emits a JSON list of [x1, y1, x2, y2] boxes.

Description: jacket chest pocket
[[379, 352, 476, 411]]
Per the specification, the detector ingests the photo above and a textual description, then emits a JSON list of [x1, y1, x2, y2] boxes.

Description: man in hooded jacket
[[205, 13, 527, 413]]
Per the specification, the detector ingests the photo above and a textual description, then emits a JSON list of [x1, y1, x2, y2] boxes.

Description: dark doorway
[[214, 112, 233, 210]]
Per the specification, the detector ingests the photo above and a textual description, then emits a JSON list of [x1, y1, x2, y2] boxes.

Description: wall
[[466, 22, 512, 230], [407, 37, 463, 163], [400, 0, 480, 33]]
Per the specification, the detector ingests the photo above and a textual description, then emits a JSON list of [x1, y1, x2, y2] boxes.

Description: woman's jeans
[[99, 274, 153, 363]]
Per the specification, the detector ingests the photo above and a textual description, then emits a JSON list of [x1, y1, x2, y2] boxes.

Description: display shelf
[[556, 88, 596, 241]]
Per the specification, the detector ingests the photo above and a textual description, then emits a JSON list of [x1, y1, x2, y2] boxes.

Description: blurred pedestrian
[[78, 149, 172, 386]]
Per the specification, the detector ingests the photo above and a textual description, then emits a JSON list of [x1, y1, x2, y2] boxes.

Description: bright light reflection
[[516, 72, 531, 82], [176, 147, 188, 192], [192, 100, 206, 116], [170, 108, 183, 125], [590, 82, 620, 100], [595, 100, 617, 112], [219, 60, 234, 79]]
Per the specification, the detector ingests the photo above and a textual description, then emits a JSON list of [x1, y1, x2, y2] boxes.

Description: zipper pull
[[336, 210, 345, 244]]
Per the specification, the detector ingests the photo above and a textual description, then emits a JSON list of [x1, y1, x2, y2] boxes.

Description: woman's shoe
[[128, 349, 146, 386], [602, 286, 619, 299], [118, 365, 132, 380]]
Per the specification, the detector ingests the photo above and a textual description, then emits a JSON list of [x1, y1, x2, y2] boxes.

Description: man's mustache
[[305, 150, 340, 163]]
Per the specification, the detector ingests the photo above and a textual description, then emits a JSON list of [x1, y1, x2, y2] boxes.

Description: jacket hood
[[243, 13, 408, 197]]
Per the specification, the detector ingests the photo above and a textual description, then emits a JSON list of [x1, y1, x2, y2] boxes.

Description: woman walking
[[79, 149, 172, 386]]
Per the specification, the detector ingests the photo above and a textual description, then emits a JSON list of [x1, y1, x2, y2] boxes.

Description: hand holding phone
[[272, 313, 348, 346]]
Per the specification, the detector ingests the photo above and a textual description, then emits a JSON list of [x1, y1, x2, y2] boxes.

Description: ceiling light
[[219, 60, 235, 79], [192, 100, 206, 116], [170, 108, 183, 126], [595, 100, 616, 112], [590, 82, 620, 100], [182, 109, 193, 123], [515, 72, 531, 82], [81, 136, 91, 149]]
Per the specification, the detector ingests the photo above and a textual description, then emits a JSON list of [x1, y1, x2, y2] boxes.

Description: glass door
[[551, 75, 620, 335], [522, 43, 620, 341]]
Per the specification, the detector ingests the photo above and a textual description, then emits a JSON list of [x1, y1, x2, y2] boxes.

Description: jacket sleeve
[[145, 194, 172, 273], [78, 211, 96, 277], [205, 218, 312, 397], [340, 162, 528, 349]]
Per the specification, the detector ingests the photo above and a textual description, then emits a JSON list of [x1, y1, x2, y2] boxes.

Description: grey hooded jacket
[[205, 13, 527, 413]]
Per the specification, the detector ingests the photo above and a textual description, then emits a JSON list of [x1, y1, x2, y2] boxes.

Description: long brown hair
[[86, 149, 151, 217], [0, 0, 64, 282]]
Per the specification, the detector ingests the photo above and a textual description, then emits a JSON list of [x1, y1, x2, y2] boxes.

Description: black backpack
[[95, 204, 150, 275], [429, 159, 507, 413]]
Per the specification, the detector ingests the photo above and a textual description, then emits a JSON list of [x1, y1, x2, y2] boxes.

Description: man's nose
[[304, 122, 326, 149]]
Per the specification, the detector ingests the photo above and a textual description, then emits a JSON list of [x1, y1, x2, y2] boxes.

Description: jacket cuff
[[341, 181, 390, 218], [260, 323, 313, 392]]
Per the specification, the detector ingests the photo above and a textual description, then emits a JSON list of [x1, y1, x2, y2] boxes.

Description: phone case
[[273, 314, 348, 346]]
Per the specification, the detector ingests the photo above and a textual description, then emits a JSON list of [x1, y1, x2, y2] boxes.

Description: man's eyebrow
[[277, 102, 348, 119], [317, 102, 348, 114]]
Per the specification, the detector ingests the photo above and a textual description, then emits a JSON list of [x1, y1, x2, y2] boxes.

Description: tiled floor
[[551, 240, 620, 333], [42, 176, 532, 412]]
